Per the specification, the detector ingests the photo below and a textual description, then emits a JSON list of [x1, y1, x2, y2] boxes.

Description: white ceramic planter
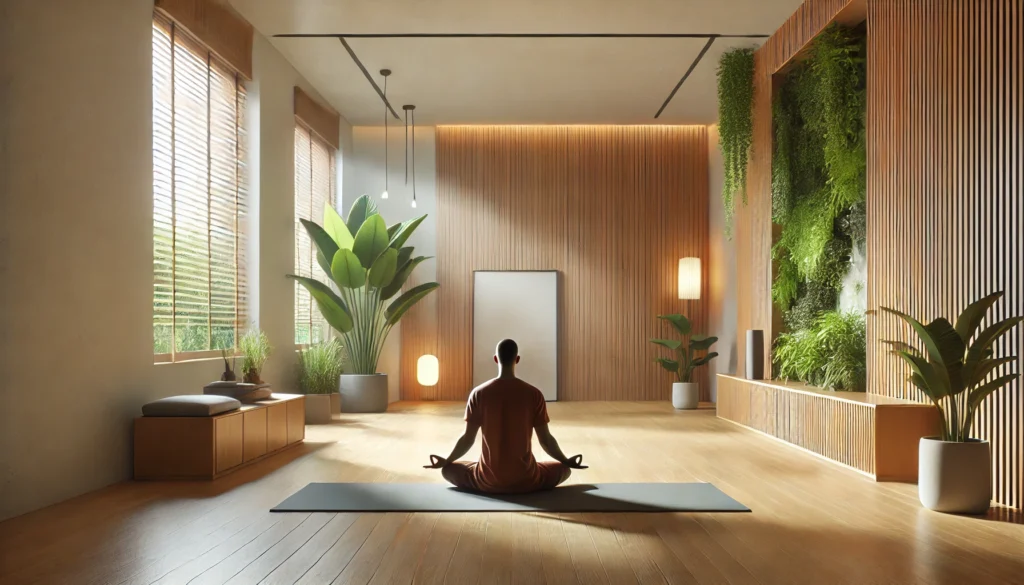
[[304, 394, 332, 424], [918, 437, 991, 514], [339, 373, 389, 413], [672, 382, 699, 410]]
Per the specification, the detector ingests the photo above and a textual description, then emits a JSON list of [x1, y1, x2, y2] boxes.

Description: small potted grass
[[299, 340, 344, 424], [239, 329, 272, 385]]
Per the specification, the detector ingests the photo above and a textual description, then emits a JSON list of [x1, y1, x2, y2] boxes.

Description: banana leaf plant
[[881, 291, 1022, 442], [288, 195, 439, 375], [650, 314, 719, 383]]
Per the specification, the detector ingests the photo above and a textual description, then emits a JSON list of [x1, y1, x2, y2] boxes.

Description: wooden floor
[[1, 402, 1023, 585]]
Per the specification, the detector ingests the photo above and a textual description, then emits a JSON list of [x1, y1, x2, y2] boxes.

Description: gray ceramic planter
[[918, 437, 991, 514], [339, 373, 389, 413], [304, 394, 332, 424], [672, 382, 699, 410]]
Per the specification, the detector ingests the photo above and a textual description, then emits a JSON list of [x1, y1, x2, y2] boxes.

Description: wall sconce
[[678, 258, 701, 300], [417, 354, 439, 386]]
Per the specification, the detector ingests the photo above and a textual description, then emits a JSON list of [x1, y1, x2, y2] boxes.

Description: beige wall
[[706, 124, 738, 401], [0, 0, 352, 520]]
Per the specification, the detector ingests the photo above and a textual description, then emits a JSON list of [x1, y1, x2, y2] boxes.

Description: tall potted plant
[[650, 314, 719, 409], [299, 340, 344, 424], [289, 195, 438, 413], [882, 291, 1021, 513]]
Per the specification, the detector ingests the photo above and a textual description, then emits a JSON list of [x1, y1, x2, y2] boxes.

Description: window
[[294, 124, 336, 345], [152, 14, 248, 362]]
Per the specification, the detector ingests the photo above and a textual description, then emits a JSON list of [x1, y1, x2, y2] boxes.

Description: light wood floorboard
[[1, 402, 1023, 585]]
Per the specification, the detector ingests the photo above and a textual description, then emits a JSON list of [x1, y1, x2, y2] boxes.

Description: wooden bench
[[134, 393, 305, 480], [717, 375, 940, 481]]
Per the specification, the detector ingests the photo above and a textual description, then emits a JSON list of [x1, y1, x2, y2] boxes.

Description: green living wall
[[770, 24, 868, 391]]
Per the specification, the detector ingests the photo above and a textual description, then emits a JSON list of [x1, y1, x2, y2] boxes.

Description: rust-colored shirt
[[465, 377, 550, 493]]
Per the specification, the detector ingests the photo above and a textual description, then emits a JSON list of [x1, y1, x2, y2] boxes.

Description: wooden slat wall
[[718, 375, 877, 475], [867, 0, 1024, 508], [735, 0, 854, 378], [406, 126, 708, 401]]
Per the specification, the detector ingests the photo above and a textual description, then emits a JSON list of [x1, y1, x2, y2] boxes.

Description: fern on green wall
[[717, 47, 755, 236], [807, 25, 867, 213]]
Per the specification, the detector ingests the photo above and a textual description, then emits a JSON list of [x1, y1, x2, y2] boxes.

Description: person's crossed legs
[[441, 461, 571, 494]]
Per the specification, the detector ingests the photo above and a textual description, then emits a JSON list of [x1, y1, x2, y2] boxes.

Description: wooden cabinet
[[135, 394, 305, 480]]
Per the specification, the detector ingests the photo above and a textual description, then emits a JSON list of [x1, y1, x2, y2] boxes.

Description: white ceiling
[[229, 0, 802, 125]]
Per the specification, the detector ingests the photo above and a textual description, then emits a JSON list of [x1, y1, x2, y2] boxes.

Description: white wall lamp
[[417, 354, 439, 386], [678, 257, 701, 300]]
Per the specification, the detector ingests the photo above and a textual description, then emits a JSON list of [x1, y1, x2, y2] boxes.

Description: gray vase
[[304, 394, 332, 424], [339, 374, 389, 413], [918, 437, 991, 514], [745, 330, 765, 380], [672, 382, 699, 410]]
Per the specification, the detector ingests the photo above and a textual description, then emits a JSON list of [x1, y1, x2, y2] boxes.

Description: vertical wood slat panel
[[717, 375, 878, 476], [408, 126, 708, 402], [867, 0, 1023, 509]]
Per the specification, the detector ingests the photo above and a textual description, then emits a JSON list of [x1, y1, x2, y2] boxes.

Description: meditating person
[[424, 338, 587, 493]]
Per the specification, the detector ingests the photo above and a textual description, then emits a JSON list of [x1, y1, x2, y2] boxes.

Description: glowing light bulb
[[381, 190, 389, 200], [411, 199, 417, 209]]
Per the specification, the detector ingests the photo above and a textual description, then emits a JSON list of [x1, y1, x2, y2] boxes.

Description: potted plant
[[289, 195, 439, 413], [239, 329, 271, 385], [650, 314, 719, 409], [882, 291, 1021, 513], [299, 340, 344, 424], [220, 348, 237, 381]]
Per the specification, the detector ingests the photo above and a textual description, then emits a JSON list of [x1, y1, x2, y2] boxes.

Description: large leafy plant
[[650, 314, 719, 383], [717, 47, 755, 236], [882, 292, 1022, 442], [289, 195, 439, 375]]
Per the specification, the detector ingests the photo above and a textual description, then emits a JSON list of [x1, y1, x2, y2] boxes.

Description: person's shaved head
[[496, 339, 519, 366]]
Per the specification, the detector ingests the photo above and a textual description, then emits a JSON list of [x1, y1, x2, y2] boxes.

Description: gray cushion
[[142, 395, 241, 417], [203, 382, 272, 403]]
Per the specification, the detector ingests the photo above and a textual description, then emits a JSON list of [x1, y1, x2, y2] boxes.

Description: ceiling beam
[[654, 36, 717, 119], [338, 38, 401, 120]]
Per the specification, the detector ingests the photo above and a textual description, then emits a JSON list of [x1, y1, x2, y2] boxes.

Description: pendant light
[[403, 104, 417, 208], [380, 69, 391, 200]]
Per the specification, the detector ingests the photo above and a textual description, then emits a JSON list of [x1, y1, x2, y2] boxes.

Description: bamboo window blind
[[153, 14, 249, 362], [293, 124, 335, 345]]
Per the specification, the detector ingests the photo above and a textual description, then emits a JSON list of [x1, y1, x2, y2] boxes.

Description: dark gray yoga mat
[[271, 482, 750, 513]]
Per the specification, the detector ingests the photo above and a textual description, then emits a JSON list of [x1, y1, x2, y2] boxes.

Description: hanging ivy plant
[[717, 47, 755, 235]]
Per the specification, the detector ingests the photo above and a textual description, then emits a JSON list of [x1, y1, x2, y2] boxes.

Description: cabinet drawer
[[287, 397, 305, 444], [214, 413, 244, 473], [267, 403, 288, 452], [243, 408, 268, 462]]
